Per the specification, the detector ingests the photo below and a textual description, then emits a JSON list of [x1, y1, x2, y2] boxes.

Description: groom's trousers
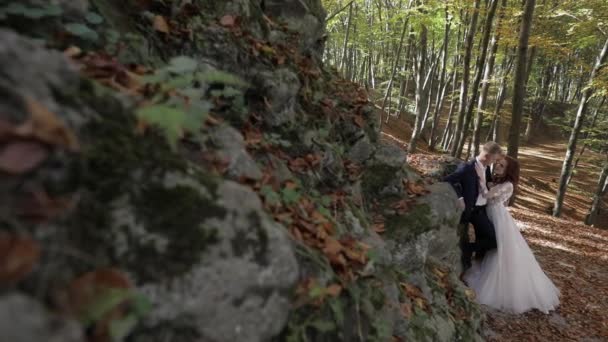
[[467, 205, 497, 257]]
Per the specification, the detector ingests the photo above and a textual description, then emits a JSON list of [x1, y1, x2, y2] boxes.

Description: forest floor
[[380, 111, 608, 341]]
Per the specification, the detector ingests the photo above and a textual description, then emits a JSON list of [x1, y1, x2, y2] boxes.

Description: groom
[[444, 141, 502, 271]]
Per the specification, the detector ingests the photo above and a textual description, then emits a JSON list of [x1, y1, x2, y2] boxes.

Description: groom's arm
[[443, 163, 467, 198]]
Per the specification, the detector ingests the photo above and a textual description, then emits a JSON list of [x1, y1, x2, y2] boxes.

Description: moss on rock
[[385, 204, 434, 242]]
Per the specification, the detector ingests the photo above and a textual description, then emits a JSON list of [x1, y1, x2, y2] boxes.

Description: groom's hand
[[457, 197, 466, 210]]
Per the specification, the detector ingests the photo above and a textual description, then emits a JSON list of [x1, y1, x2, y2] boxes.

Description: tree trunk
[[408, 23, 428, 153], [428, 5, 452, 150], [507, 0, 536, 159], [585, 157, 608, 226], [473, 0, 506, 156], [381, 8, 411, 114], [553, 37, 608, 217], [455, 0, 500, 158], [451, 0, 481, 157], [566, 96, 606, 186], [339, 2, 354, 73]]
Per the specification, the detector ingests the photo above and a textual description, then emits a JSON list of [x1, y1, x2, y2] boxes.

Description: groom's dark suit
[[444, 159, 497, 269]]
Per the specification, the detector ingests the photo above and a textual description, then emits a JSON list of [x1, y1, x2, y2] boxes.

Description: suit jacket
[[443, 159, 492, 222]]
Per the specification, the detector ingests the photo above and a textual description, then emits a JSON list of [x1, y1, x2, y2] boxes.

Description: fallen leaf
[[323, 236, 343, 255], [23, 97, 80, 151], [153, 15, 170, 33], [0, 232, 41, 284], [325, 283, 342, 297], [63, 46, 82, 58], [372, 222, 385, 233], [68, 268, 132, 341], [353, 115, 365, 128], [0, 140, 48, 174], [220, 15, 236, 27]]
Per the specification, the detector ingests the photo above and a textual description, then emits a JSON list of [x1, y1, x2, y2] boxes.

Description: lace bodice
[[486, 182, 513, 206]]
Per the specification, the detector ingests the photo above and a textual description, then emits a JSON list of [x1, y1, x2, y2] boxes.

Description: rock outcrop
[[0, 0, 483, 341]]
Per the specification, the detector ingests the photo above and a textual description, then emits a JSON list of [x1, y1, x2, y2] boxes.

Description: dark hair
[[496, 155, 520, 185]]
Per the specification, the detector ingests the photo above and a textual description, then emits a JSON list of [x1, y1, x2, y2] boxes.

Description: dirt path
[[482, 208, 608, 341]]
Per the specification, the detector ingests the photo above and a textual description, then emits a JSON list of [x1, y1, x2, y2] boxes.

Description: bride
[[463, 155, 560, 314]]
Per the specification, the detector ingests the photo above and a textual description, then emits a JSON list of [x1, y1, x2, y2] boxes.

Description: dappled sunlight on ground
[[482, 208, 608, 341]]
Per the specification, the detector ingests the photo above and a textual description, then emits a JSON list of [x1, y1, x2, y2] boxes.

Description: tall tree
[[408, 22, 428, 153], [553, 37, 608, 217], [507, 0, 536, 158], [585, 157, 608, 226], [456, 0, 501, 157], [451, 0, 481, 157], [474, 0, 507, 155], [428, 4, 452, 150]]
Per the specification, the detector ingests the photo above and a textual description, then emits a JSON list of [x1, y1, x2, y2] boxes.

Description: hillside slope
[[0, 1, 483, 341]]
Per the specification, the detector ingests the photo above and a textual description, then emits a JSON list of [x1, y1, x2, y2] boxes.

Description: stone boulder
[[0, 29, 298, 342]]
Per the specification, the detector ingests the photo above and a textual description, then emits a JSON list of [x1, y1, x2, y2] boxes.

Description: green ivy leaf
[[64, 23, 99, 41], [167, 56, 198, 74], [85, 12, 104, 25], [81, 289, 131, 325], [309, 319, 336, 333], [136, 105, 186, 149], [261, 185, 281, 206], [281, 187, 301, 204], [109, 314, 138, 342]]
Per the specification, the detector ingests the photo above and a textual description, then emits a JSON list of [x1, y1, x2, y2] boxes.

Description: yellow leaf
[[153, 15, 170, 33]]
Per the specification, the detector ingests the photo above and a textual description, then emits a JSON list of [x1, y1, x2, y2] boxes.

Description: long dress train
[[463, 182, 560, 314]]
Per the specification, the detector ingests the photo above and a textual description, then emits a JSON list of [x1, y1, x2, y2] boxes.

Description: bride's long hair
[[495, 155, 520, 186]]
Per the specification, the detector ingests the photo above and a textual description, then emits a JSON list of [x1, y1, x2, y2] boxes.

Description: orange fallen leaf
[[323, 236, 343, 255], [0, 232, 41, 284], [153, 15, 170, 33], [325, 283, 342, 297], [23, 97, 80, 151]]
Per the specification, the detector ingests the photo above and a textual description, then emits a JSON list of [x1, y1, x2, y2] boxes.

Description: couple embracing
[[444, 142, 559, 314]]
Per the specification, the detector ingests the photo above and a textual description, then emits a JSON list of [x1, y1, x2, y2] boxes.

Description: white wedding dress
[[463, 182, 560, 314]]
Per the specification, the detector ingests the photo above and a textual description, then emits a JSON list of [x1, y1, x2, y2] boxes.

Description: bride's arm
[[486, 182, 514, 204]]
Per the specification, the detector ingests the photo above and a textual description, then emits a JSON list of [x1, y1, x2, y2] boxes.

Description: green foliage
[[85, 11, 104, 25], [0, 3, 62, 20], [64, 23, 99, 41], [137, 56, 249, 149], [80, 288, 152, 342]]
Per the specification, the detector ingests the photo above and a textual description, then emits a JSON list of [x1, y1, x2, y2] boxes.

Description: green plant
[[136, 56, 248, 149]]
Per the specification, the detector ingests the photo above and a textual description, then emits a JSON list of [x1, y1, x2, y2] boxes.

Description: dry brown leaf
[[153, 15, 170, 33], [23, 97, 80, 151], [353, 114, 365, 128], [0, 233, 41, 284], [220, 15, 236, 27], [0, 140, 48, 175], [372, 222, 385, 234], [323, 236, 343, 255], [63, 46, 82, 58], [325, 283, 342, 297]]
